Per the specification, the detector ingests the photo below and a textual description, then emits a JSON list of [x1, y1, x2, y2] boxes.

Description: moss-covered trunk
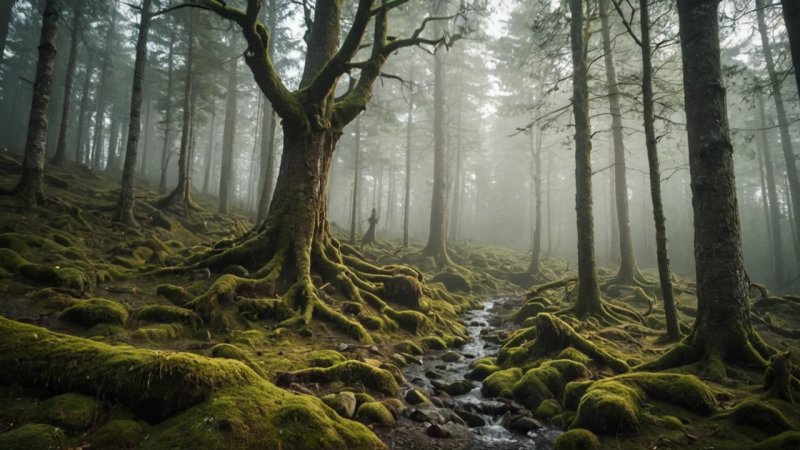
[[782, 0, 800, 101]]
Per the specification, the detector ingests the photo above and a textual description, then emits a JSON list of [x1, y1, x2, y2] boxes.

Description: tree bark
[[528, 122, 543, 275], [758, 93, 784, 287], [15, 0, 59, 207], [218, 58, 238, 214], [639, 0, 679, 340], [115, 0, 153, 225], [757, 0, 800, 262], [781, 0, 800, 100], [51, 0, 83, 166], [643, 0, 773, 376], [158, 33, 176, 194], [90, 8, 116, 171], [403, 50, 415, 248], [105, 108, 120, 173], [600, 0, 637, 282], [74, 53, 94, 165], [569, 0, 603, 315], [0, 0, 15, 69], [256, 0, 278, 223], [202, 99, 216, 195], [349, 116, 362, 244]]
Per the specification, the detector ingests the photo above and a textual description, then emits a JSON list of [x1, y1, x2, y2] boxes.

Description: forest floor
[[0, 150, 798, 449]]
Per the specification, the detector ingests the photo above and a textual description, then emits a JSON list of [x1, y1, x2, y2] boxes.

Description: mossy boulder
[[405, 388, 431, 405], [535, 398, 562, 421], [321, 391, 358, 418], [355, 401, 396, 426], [39, 392, 100, 429], [719, 399, 795, 434], [91, 419, 145, 449], [421, 336, 448, 350], [276, 361, 399, 396], [0, 423, 66, 450], [19, 263, 59, 284], [382, 275, 424, 310], [394, 340, 423, 355], [60, 298, 129, 327], [554, 428, 600, 450], [385, 309, 428, 334], [133, 304, 202, 328], [466, 363, 499, 381], [156, 284, 194, 305], [132, 324, 181, 341], [512, 359, 589, 410], [308, 350, 347, 368], [431, 272, 471, 292], [482, 368, 523, 398], [749, 431, 800, 450]]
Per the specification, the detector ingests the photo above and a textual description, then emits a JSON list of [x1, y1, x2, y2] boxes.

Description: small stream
[[394, 297, 561, 449]]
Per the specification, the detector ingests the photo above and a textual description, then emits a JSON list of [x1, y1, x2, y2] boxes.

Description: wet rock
[[430, 396, 445, 408], [441, 351, 463, 362], [426, 423, 450, 438], [455, 409, 486, 428], [408, 408, 434, 423], [476, 400, 510, 416], [400, 352, 423, 365], [390, 353, 407, 368], [425, 369, 442, 380], [435, 364, 448, 370], [321, 391, 357, 418], [433, 379, 475, 396], [502, 413, 542, 434], [446, 411, 467, 427], [405, 389, 430, 406]]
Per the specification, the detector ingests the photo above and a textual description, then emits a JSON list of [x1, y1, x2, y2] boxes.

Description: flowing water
[[394, 297, 561, 449]]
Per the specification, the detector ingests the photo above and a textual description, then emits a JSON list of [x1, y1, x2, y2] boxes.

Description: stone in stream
[[454, 409, 486, 428], [390, 353, 407, 368], [501, 413, 542, 434], [400, 352, 423, 365], [430, 396, 445, 408], [432, 379, 475, 396], [425, 369, 442, 380], [440, 351, 462, 363], [404, 389, 430, 406], [408, 408, 434, 423], [426, 423, 450, 438]]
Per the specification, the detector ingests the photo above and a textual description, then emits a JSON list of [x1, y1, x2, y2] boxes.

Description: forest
[[0, 0, 799, 448]]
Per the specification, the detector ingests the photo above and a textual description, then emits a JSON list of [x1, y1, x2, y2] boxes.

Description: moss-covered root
[[747, 431, 800, 450], [763, 351, 800, 403], [715, 399, 795, 435], [554, 428, 601, 450], [570, 372, 716, 435], [515, 313, 629, 374], [275, 361, 399, 396]]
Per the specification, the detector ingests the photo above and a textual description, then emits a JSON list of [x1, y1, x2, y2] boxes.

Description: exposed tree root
[[764, 351, 800, 403], [528, 276, 578, 297]]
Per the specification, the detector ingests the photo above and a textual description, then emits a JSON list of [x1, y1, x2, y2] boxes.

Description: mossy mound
[[308, 350, 348, 368], [482, 367, 523, 398], [91, 419, 145, 449], [421, 336, 448, 350], [321, 391, 358, 418], [748, 431, 800, 449], [571, 372, 716, 435], [355, 401, 396, 426], [381, 275, 424, 310], [394, 340, 423, 355], [133, 304, 202, 328], [509, 297, 552, 324], [466, 363, 499, 381], [276, 361, 399, 396], [39, 392, 100, 429], [156, 284, 193, 305], [718, 399, 795, 434], [431, 272, 471, 292], [0, 423, 66, 450], [60, 298, 129, 327], [512, 359, 589, 410], [554, 428, 600, 450]]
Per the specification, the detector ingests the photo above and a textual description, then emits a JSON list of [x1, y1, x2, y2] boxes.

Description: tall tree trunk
[[449, 57, 463, 242], [158, 35, 176, 194], [757, 0, 800, 262], [423, 6, 450, 266], [349, 116, 362, 244], [74, 53, 94, 165], [51, 0, 83, 166], [256, 0, 278, 223], [569, 0, 603, 315], [644, 0, 773, 376], [115, 0, 153, 225], [219, 58, 238, 214], [528, 121, 543, 275], [547, 149, 553, 256], [159, 11, 196, 209], [0, 0, 15, 69], [755, 120, 775, 278], [90, 10, 116, 171], [106, 109, 120, 173], [202, 99, 216, 195], [639, 0, 679, 340], [600, 0, 637, 283], [781, 0, 800, 100], [14, 0, 59, 207], [140, 100, 153, 176], [403, 51, 415, 248], [759, 93, 784, 286]]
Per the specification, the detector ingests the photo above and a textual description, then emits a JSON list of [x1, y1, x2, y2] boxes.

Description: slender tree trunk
[[158, 35, 176, 194], [403, 51, 415, 248], [756, 119, 775, 278], [569, 0, 603, 315], [781, 0, 800, 100], [106, 109, 120, 173], [787, 174, 800, 263], [449, 60, 463, 242], [15, 0, 59, 207], [423, 12, 450, 266], [547, 150, 553, 256], [0, 0, 15, 69], [74, 53, 94, 165], [644, 0, 773, 375], [600, 0, 637, 283], [51, 0, 83, 166], [90, 10, 116, 171], [349, 116, 362, 244], [528, 122, 543, 275], [202, 99, 216, 195], [115, 0, 153, 225], [639, 0, 679, 340], [255, 0, 278, 223], [140, 100, 153, 176], [160, 11, 196, 209], [219, 58, 238, 214], [248, 97, 262, 212], [757, 0, 800, 262], [759, 93, 785, 285]]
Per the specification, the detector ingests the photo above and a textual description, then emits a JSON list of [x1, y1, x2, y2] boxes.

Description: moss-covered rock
[[308, 350, 348, 368], [133, 304, 202, 328], [19, 263, 59, 284], [321, 391, 358, 419], [156, 284, 193, 305], [359, 314, 385, 331], [534, 398, 562, 421], [382, 275, 424, 310], [482, 368, 523, 398], [222, 264, 249, 277], [512, 359, 589, 410], [431, 272, 471, 292], [385, 309, 428, 334], [39, 392, 100, 429], [421, 336, 448, 351], [355, 401, 395, 426], [718, 399, 795, 434], [466, 363, 499, 382], [405, 388, 431, 405], [60, 298, 129, 327], [276, 361, 399, 396], [748, 431, 800, 450], [91, 419, 145, 449], [0, 423, 66, 450], [132, 324, 182, 341], [554, 428, 600, 450], [394, 340, 423, 355]]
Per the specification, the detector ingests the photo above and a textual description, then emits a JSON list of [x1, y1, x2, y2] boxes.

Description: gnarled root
[[764, 351, 800, 403]]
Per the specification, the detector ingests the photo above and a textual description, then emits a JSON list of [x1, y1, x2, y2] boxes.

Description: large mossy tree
[[182, 0, 464, 341], [640, 0, 774, 378]]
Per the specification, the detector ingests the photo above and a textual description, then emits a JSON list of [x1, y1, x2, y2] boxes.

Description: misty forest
[[1, 0, 800, 448]]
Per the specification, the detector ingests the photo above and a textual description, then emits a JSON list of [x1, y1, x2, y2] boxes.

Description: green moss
[[54, 266, 91, 292], [431, 272, 471, 292], [563, 381, 592, 410], [19, 263, 59, 284], [466, 363, 499, 381], [354, 392, 376, 407], [512, 359, 589, 410], [355, 401, 395, 426], [39, 392, 100, 429], [421, 336, 447, 350], [28, 288, 78, 311], [554, 428, 600, 450], [131, 324, 182, 341], [60, 298, 129, 327], [321, 391, 357, 418], [211, 343, 249, 361], [91, 419, 145, 449], [0, 234, 32, 253], [276, 361, 399, 396], [534, 398, 561, 420], [394, 340, 423, 355], [0, 248, 28, 272], [237, 298, 285, 320], [482, 368, 523, 398], [0, 423, 66, 450], [222, 264, 249, 277], [509, 297, 550, 323], [748, 431, 800, 450], [359, 314, 385, 331], [556, 348, 591, 365], [385, 309, 428, 334], [719, 399, 795, 434], [134, 304, 202, 328], [156, 284, 193, 305], [308, 350, 347, 368], [404, 388, 430, 405]]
